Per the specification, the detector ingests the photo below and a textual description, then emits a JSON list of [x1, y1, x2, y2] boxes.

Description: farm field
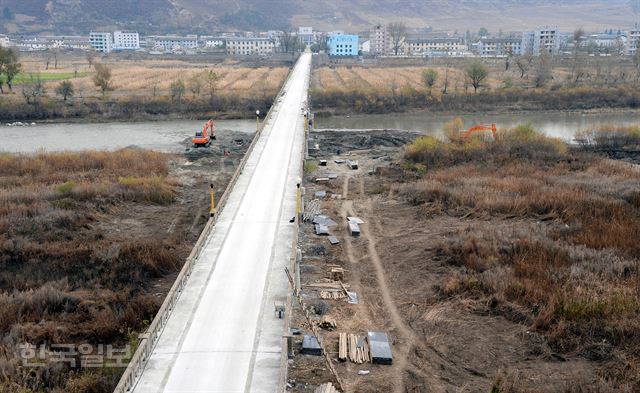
[[16, 53, 289, 99]]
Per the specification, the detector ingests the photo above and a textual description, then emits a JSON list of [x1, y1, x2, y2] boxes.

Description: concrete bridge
[[115, 52, 311, 393]]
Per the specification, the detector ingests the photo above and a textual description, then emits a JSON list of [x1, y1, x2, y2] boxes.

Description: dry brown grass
[[0, 149, 183, 392], [54, 64, 286, 98], [15, 53, 287, 100], [391, 128, 640, 390]]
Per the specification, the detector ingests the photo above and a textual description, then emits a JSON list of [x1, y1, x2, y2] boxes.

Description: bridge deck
[[131, 53, 311, 393]]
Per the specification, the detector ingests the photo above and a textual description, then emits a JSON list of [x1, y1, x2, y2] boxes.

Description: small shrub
[[56, 181, 76, 194]]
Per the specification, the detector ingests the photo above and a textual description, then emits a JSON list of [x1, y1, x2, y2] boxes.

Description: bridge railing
[[113, 56, 299, 393]]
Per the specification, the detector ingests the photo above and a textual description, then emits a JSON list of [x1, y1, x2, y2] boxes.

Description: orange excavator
[[192, 119, 216, 147], [453, 124, 497, 142]]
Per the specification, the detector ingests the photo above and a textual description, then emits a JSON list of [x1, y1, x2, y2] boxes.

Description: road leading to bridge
[[131, 52, 311, 393]]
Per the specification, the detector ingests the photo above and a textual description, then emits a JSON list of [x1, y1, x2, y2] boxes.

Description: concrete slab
[[131, 53, 311, 393]]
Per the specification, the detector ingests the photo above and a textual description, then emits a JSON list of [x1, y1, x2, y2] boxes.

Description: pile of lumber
[[303, 281, 350, 290], [314, 382, 339, 393], [319, 290, 346, 300], [338, 333, 370, 364]]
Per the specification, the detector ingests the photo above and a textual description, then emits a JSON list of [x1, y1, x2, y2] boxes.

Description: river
[[316, 111, 640, 141], [0, 119, 256, 153], [2, 111, 640, 153]]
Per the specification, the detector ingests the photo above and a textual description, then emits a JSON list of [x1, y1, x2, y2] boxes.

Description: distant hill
[[0, 0, 637, 35]]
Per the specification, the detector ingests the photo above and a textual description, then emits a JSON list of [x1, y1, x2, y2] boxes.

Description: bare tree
[[93, 62, 113, 98], [279, 31, 299, 55], [442, 60, 451, 94], [465, 62, 489, 93], [515, 54, 533, 79], [188, 74, 202, 98], [22, 73, 46, 105], [204, 69, 219, 104], [86, 51, 96, 70], [55, 80, 74, 101], [505, 47, 513, 71], [571, 28, 585, 84], [533, 53, 553, 87], [422, 68, 438, 93], [0, 46, 21, 92], [170, 79, 185, 104], [388, 22, 406, 55]]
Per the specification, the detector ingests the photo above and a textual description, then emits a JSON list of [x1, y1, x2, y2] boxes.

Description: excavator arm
[[459, 124, 497, 142]]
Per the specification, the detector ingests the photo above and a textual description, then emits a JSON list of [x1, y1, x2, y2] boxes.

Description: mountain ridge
[[0, 0, 637, 35]]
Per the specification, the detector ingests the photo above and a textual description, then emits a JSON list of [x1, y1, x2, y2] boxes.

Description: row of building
[[359, 25, 640, 58], [3, 25, 640, 58], [3, 29, 302, 55]]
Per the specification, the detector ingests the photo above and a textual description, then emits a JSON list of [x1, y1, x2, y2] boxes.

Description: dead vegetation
[[0, 148, 238, 392], [311, 59, 640, 114], [292, 125, 640, 392], [389, 126, 640, 391]]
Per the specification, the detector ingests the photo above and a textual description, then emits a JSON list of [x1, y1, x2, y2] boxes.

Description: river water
[[316, 111, 640, 141], [0, 119, 256, 153], [2, 111, 640, 153]]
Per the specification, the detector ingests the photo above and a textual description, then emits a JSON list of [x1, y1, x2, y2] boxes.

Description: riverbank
[[0, 94, 274, 122], [0, 133, 252, 393], [314, 108, 640, 142], [289, 128, 640, 392], [311, 86, 640, 116]]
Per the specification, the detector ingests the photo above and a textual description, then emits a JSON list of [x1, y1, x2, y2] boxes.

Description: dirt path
[[339, 176, 419, 393], [357, 177, 446, 393]]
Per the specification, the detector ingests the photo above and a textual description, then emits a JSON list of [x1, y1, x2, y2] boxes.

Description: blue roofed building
[[328, 33, 359, 56]]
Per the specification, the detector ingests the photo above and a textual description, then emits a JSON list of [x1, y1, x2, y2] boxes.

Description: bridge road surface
[[131, 52, 311, 393]]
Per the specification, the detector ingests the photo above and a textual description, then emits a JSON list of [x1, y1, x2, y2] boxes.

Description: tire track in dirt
[[340, 176, 407, 393], [356, 178, 446, 393]]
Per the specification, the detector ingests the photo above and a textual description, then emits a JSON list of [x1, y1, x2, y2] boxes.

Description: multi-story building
[[370, 24, 390, 56], [328, 33, 359, 56], [226, 37, 275, 55], [200, 36, 225, 48], [406, 37, 467, 57], [113, 31, 140, 50], [298, 27, 314, 46], [476, 38, 522, 56], [147, 35, 198, 51], [625, 28, 640, 56], [0, 35, 9, 47], [90, 32, 112, 53], [522, 27, 561, 55]]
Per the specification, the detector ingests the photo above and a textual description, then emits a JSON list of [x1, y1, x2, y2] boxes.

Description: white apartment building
[[476, 38, 522, 56], [626, 28, 640, 56], [226, 37, 275, 55], [406, 37, 467, 56], [522, 27, 561, 55], [113, 31, 140, 50], [90, 32, 112, 53], [298, 26, 314, 46], [200, 36, 225, 48], [370, 24, 390, 56], [148, 35, 198, 51], [0, 35, 9, 47]]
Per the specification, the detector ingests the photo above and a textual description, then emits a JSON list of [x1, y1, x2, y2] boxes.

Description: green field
[[3, 72, 90, 84]]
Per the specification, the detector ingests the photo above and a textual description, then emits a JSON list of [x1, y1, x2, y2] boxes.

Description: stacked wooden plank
[[338, 333, 371, 364], [303, 281, 350, 290], [338, 333, 348, 361], [319, 290, 346, 300], [314, 382, 340, 393]]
